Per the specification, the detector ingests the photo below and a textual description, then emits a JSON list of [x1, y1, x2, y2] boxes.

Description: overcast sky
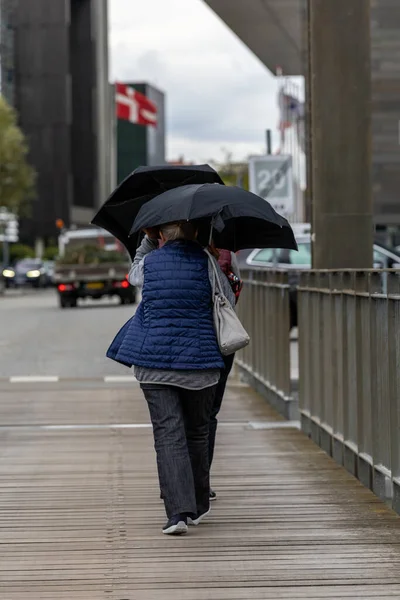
[[109, 0, 285, 163]]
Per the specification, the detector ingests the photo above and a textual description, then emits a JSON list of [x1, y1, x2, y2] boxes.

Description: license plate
[[86, 282, 104, 290]]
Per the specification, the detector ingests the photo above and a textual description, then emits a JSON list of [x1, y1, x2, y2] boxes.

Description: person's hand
[[143, 227, 159, 240]]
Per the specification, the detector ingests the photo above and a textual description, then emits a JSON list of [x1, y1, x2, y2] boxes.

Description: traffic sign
[[0, 208, 19, 242], [249, 155, 294, 218]]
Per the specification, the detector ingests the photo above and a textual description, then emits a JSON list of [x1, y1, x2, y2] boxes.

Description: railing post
[[355, 271, 373, 489], [388, 271, 400, 512], [342, 271, 358, 475], [370, 272, 391, 501], [235, 268, 294, 419]]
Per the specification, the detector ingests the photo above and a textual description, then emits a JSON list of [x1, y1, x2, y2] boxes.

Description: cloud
[[110, 0, 296, 162]]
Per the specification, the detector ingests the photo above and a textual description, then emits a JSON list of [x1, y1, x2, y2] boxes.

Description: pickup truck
[[54, 227, 136, 308], [54, 262, 135, 308]]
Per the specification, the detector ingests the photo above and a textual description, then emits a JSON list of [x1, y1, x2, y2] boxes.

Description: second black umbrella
[[130, 183, 297, 252]]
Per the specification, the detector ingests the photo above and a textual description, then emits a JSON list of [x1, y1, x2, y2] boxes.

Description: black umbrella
[[130, 183, 297, 252], [91, 164, 224, 258]]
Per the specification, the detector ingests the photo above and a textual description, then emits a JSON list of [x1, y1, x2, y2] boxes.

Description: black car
[[2, 259, 47, 288]]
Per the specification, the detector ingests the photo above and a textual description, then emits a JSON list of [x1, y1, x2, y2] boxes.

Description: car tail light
[[58, 283, 75, 292], [113, 280, 130, 289]]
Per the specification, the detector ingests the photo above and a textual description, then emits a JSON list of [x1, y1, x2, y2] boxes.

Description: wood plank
[[0, 379, 400, 598]]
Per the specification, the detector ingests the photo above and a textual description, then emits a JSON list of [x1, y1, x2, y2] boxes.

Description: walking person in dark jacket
[[107, 221, 235, 535]]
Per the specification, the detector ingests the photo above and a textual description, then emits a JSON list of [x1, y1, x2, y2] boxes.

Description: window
[[251, 248, 274, 263], [373, 249, 386, 267], [373, 248, 400, 269], [278, 243, 311, 266], [251, 243, 311, 267]]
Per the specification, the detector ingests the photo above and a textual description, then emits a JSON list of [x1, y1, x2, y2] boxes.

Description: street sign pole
[[266, 129, 272, 155], [0, 208, 18, 267], [2, 238, 9, 269]]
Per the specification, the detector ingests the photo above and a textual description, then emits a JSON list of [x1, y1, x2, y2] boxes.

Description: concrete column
[[308, 0, 373, 269]]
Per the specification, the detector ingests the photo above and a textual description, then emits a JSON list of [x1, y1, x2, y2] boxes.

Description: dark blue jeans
[[141, 383, 216, 518], [208, 353, 235, 468]]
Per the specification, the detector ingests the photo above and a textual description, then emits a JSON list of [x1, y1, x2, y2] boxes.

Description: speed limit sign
[[249, 155, 294, 218]]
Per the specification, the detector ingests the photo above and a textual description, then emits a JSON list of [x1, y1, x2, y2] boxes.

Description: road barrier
[[236, 269, 297, 419], [298, 270, 400, 513]]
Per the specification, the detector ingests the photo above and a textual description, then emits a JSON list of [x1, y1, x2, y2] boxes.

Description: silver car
[[246, 235, 400, 328], [246, 235, 400, 270]]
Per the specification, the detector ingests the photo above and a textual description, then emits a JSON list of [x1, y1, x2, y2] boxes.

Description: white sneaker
[[162, 515, 188, 535], [188, 508, 211, 526]]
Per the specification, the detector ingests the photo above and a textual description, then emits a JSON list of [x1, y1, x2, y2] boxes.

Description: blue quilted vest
[[107, 240, 224, 370]]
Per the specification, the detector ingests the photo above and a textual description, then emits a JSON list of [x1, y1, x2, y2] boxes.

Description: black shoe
[[188, 508, 211, 526], [209, 489, 217, 501], [162, 514, 188, 535]]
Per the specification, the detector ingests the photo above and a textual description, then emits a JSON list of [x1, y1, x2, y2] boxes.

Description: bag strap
[[204, 249, 224, 296]]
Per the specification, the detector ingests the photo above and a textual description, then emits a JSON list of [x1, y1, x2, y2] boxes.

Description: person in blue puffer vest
[[107, 221, 235, 535]]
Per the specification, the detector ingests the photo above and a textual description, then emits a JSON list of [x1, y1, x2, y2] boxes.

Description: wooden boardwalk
[[1, 378, 400, 599]]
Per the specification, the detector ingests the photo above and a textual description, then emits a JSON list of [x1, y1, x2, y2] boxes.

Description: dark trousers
[[141, 383, 216, 518], [208, 353, 235, 468]]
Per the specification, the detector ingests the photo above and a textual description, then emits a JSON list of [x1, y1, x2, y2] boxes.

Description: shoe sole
[[162, 521, 188, 535], [188, 509, 211, 526], [209, 495, 217, 501]]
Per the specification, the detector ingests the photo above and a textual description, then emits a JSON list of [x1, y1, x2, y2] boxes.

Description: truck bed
[[54, 263, 130, 283], [54, 262, 135, 308]]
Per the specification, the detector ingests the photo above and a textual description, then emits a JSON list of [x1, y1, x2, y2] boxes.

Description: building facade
[[116, 82, 165, 184], [0, 0, 16, 106], [11, 0, 111, 246], [370, 0, 400, 228]]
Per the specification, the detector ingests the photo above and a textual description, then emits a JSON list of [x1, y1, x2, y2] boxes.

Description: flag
[[116, 82, 157, 127], [278, 89, 304, 130], [278, 88, 305, 149]]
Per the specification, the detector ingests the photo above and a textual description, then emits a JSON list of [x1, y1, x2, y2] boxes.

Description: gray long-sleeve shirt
[[128, 237, 236, 389]]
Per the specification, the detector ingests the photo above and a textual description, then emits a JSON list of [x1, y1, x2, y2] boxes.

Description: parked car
[[246, 236, 400, 327], [2, 258, 48, 288], [246, 237, 400, 270]]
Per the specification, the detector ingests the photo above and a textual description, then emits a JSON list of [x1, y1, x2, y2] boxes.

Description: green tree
[[0, 95, 36, 215]]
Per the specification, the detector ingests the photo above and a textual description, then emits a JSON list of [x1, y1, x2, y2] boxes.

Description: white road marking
[[249, 421, 301, 430], [9, 376, 59, 383], [0, 421, 298, 432], [0, 423, 152, 431], [41, 423, 151, 430], [103, 375, 137, 383]]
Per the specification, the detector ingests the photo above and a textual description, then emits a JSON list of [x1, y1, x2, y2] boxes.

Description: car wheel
[[59, 296, 77, 308]]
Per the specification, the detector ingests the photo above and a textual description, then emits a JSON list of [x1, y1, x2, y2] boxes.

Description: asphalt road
[[0, 289, 138, 379]]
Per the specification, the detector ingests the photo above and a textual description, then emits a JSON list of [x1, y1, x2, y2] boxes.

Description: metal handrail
[[298, 269, 400, 513], [236, 268, 297, 419]]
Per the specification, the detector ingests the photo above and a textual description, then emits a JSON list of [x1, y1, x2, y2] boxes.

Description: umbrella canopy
[[130, 183, 297, 252], [91, 164, 224, 258]]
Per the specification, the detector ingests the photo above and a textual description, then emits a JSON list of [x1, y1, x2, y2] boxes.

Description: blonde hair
[[160, 221, 197, 242]]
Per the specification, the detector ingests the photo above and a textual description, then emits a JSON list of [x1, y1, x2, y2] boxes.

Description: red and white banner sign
[[116, 82, 157, 127]]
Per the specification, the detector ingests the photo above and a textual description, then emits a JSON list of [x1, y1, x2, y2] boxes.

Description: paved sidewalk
[[1, 378, 400, 598]]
